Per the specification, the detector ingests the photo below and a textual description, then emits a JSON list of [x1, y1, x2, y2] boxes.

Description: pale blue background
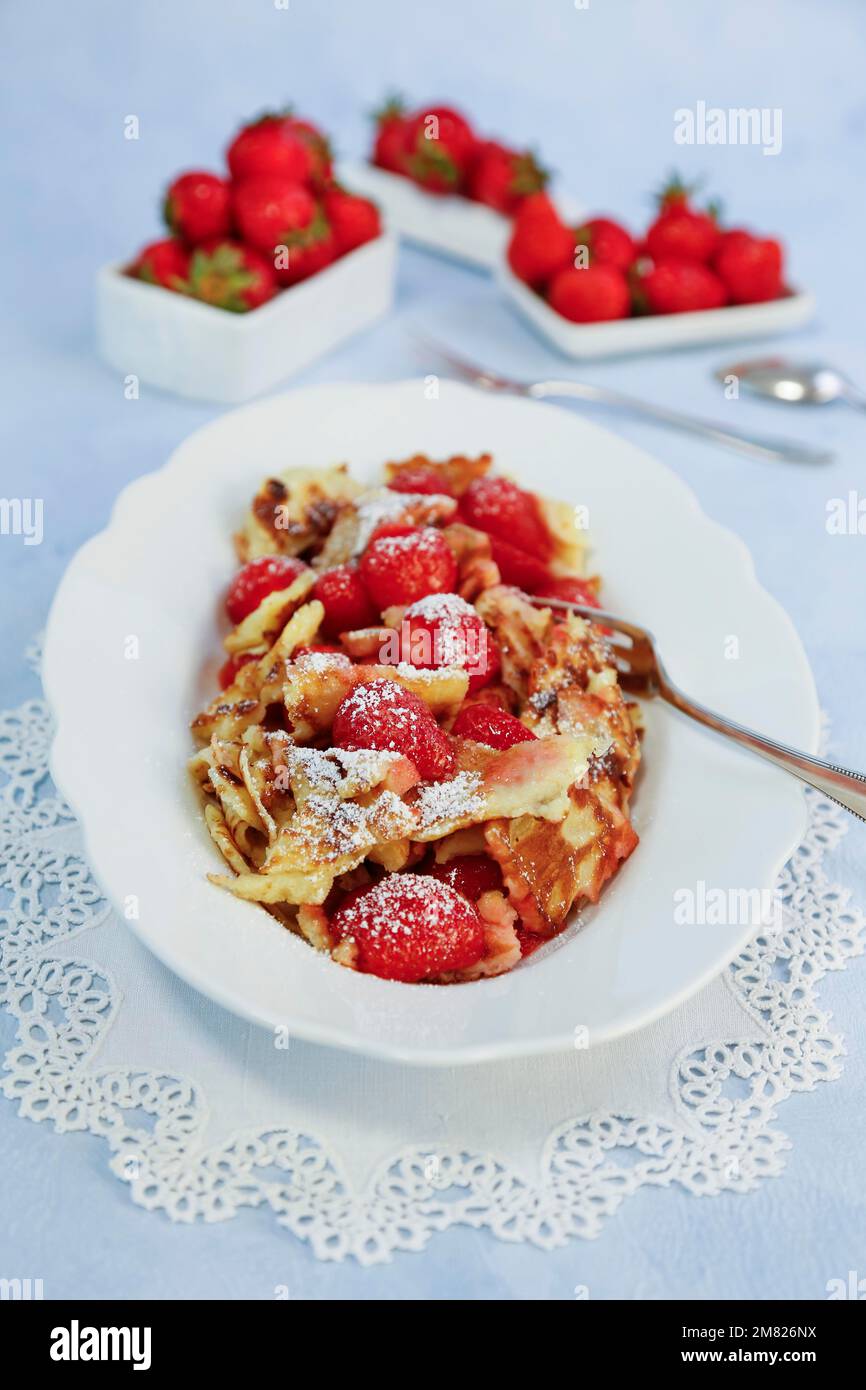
[[1, 0, 865, 1299]]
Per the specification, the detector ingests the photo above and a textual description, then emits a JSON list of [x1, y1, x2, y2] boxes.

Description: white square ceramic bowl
[[96, 232, 398, 403], [496, 257, 816, 359], [338, 160, 581, 271]]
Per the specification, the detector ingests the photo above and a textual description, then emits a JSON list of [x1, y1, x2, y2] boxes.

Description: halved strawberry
[[359, 527, 457, 610], [400, 592, 501, 692], [460, 476, 552, 559], [488, 537, 550, 591], [312, 564, 379, 637], [330, 874, 485, 981], [429, 854, 504, 901], [387, 464, 455, 497], [451, 703, 537, 750], [332, 678, 455, 780], [225, 555, 308, 624], [217, 651, 257, 690]]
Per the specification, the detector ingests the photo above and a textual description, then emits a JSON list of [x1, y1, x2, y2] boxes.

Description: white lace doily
[[1, 636, 863, 1264]]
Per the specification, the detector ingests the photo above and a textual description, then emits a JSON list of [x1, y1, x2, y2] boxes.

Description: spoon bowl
[[716, 357, 866, 410]]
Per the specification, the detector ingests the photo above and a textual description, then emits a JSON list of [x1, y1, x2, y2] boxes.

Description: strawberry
[[387, 464, 455, 497], [217, 651, 257, 690], [573, 216, 636, 272], [293, 644, 344, 658], [641, 259, 727, 314], [323, 188, 381, 255], [548, 264, 630, 322], [401, 592, 501, 692], [515, 924, 544, 958], [187, 240, 277, 312], [330, 874, 484, 982], [371, 95, 408, 174], [232, 176, 317, 254], [451, 703, 537, 750], [715, 234, 783, 304], [646, 207, 720, 264], [489, 537, 550, 590], [716, 227, 753, 254], [128, 238, 190, 291], [533, 576, 600, 609], [460, 476, 552, 559], [332, 678, 455, 781], [273, 207, 336, 285], [506, 192, 574, 287], [225, 555, 308, 624], [402, 105, 477, 193], [227, 112, 316, 184], [283, 116, 333, 188], [429, 854, 503, 901], [312, 564, 379, 636], [163, 171, 231, 246], [359, 526, 458, 610], [467, 141, 548, 215], [646, 179, 720, 264], [534, 575, 612, 635]]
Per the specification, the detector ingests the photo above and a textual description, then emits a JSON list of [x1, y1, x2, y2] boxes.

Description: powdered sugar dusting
[[282, 744, 405, 797], [368, 527, 443, 559], [294, 650, 351, 673], [335, 873, 469, 942], [403, 592, 488, 668], [391, 661, 464, 683], [405, 592, 476, 623], [351, 489, 454, 555], [415, 771, 484, 829], [333, 747, 404, 777], [293, 794, 373, 860]]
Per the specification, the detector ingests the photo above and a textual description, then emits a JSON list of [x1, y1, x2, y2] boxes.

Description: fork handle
[[528, 380, 833, 466], [660, 679, 866, 821]]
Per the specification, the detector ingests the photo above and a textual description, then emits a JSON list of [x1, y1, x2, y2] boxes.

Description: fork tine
[[523, 594, 649, 644], [522, 592, 661, 692]]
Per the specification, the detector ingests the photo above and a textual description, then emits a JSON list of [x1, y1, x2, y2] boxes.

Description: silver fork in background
[[416, 337, 834, 466], [528, 595, 866, 821]]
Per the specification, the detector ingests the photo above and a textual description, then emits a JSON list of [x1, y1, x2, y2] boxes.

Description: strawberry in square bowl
[[97, 107, 396, 403], [498, 175, 814, 358], [337, 95, 582, 270]]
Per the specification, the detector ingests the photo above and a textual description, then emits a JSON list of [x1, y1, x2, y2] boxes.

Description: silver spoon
[[715, 357, 866, 411]]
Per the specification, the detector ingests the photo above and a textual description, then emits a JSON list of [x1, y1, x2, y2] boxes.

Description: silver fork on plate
[[416, 337, 833, 466], [527, 596, 866, 821]]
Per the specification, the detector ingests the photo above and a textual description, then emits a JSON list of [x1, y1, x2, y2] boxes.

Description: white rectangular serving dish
[[497, 257, 816, 360], [96, 232, 397, 404], [338, 160, 581, 271]]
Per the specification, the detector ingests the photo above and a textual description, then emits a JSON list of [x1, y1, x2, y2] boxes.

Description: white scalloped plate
[[43, 381, 819, 1065]]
